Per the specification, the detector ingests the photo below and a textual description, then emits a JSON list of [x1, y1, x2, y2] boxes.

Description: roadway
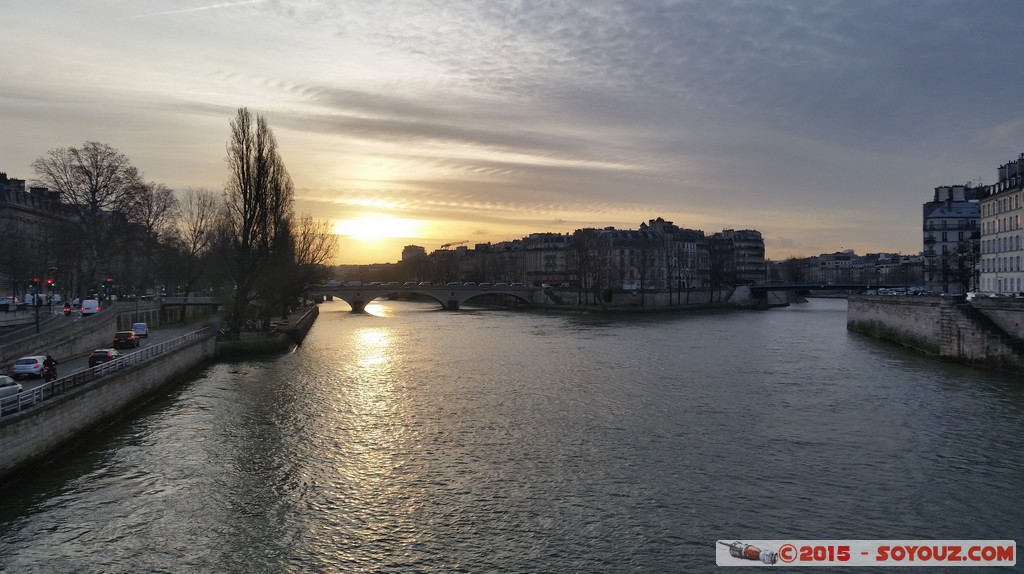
[[13, 320, 208, 394]]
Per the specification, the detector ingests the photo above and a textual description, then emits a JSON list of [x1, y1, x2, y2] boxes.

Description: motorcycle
[[63, 304, 72, 316], [42, 364, 57, 382]]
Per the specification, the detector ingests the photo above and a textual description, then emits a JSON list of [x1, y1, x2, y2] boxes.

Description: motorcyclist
[[43, 355, 58, 380]]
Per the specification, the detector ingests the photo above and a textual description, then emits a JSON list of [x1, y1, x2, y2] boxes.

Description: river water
[[0, 298, 1021, 572]]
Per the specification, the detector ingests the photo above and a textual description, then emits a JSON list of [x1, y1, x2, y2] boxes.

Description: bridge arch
[[321, 286, 536, 312]]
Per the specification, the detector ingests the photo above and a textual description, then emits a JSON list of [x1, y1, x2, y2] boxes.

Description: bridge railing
[[0, 327, 215, 419]]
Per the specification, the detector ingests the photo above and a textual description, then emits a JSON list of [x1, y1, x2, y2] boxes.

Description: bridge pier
[[446, 299, 460, 310], [349, 299, 367, 313]]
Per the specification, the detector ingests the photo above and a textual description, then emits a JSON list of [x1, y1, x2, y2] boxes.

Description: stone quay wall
[[847, 295, 1024, 371], [0, 333, 216, 478]]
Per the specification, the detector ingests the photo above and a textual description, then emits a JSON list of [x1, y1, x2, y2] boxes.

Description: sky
[[3, 0, 1024, 265]]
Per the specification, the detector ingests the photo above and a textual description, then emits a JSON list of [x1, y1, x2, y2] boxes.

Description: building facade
[[0, 172, 77, 300], [979, 153, 1024, 294], [922, 184, 980, 294], [708, 229, 766, 286]]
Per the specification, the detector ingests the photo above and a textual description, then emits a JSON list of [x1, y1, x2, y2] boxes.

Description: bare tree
[[125, 181, 180, 294], [220, 107, 295, 332], [171, 188, 219, 299], [272, 215, 337, 308], [294, 215, 336, 275], [32, 141, 143, 296]]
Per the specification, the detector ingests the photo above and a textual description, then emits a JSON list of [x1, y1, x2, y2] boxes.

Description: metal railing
[[0, 327, 214, 418]]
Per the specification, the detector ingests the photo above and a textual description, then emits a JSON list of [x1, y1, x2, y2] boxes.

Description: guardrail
[[0, 327, 214, 418]]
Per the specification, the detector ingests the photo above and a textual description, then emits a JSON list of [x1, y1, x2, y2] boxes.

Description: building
[[922, 185, 981, 294], [979, 153, 1024, 294], [522, 232, 571, 286], [401, 245, 426, 261], [0, 172, 76, 300], [644, 218, 708, 288], [708, 229, 766, 286]]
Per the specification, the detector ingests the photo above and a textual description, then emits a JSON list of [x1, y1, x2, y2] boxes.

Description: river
[[0, 298, 1021, 572]]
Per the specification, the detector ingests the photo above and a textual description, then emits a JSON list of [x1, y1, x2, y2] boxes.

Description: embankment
[[847, 295, 1024, 372], [0, 331, 217, 478], [215, 304, 320, 357]]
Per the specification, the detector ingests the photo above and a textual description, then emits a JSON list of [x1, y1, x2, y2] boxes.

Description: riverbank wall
[[847, 295, 1024, 371], [0, 331, 217, 479], [214, 303, 319, 357]]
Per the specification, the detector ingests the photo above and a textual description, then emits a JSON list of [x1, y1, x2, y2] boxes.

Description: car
[[403, 282, 417, 287], [494, 282, 508, 287], [447, 281, 461, 286], [478, 282, 492, 288], [0, 375, 22, 398], [510, 282, 525, 287], [463, 281, 476, 286], [88, 348, 122, 367], [80, 299, 101, 316], [131, 322, 149, 338], [112, 330, 140, 349], [10, 355, 46, 380]]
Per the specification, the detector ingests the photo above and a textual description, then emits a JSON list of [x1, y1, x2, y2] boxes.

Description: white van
[[80, 299, 101, 316], [132, 322, 149, 337]]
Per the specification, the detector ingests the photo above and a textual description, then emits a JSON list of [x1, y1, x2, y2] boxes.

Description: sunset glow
[[333, 217, 423, 241]]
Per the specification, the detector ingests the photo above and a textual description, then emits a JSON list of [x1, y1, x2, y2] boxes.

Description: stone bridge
[[320, 285, 539, 312]]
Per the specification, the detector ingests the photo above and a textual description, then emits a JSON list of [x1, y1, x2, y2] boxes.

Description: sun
[[333, 216, 422, 240]]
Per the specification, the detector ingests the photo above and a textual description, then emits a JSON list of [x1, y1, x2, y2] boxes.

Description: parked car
[[88, 348, 122, 367], [131, 322, 150, 338], [0, 375, 22, 398], [112, 330, 140, 349], [10, 355, 46, 379]]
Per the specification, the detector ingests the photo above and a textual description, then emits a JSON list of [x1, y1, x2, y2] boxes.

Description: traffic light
[[29, 277, 39, 289], [46, 278, 53, 290]]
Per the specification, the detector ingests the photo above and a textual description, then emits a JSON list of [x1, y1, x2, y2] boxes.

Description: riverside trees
[[27, 108, 336, 325], [32, 141, 145, 293], [218, 107, 335, 333]]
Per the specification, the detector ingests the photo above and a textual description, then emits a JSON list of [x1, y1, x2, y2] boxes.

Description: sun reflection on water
[[337, 324, 423, 558]]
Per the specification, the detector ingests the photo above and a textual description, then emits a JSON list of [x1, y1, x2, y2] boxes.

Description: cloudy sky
[[3, 0, 1023, 264]]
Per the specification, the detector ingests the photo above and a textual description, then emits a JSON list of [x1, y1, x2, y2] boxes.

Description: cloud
[[6, 0, 1024, 263], [128, 0, 265, 19]]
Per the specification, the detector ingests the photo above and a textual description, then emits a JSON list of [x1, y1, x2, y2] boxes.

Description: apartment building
[[708, 229, 766, 286], [922, 184, 980, 294], [979, 153, 1024, 294]]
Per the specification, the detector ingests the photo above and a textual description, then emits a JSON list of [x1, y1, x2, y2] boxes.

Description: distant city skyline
[[4, 1, 1024, 265]]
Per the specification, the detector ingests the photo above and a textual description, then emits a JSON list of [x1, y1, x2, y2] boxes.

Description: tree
[[171, 187, 219, 299], [32, 141, 143, 296], [126, 181, 180, 294], [292, 215, 337, 299], [219, 107, 295, 333]]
